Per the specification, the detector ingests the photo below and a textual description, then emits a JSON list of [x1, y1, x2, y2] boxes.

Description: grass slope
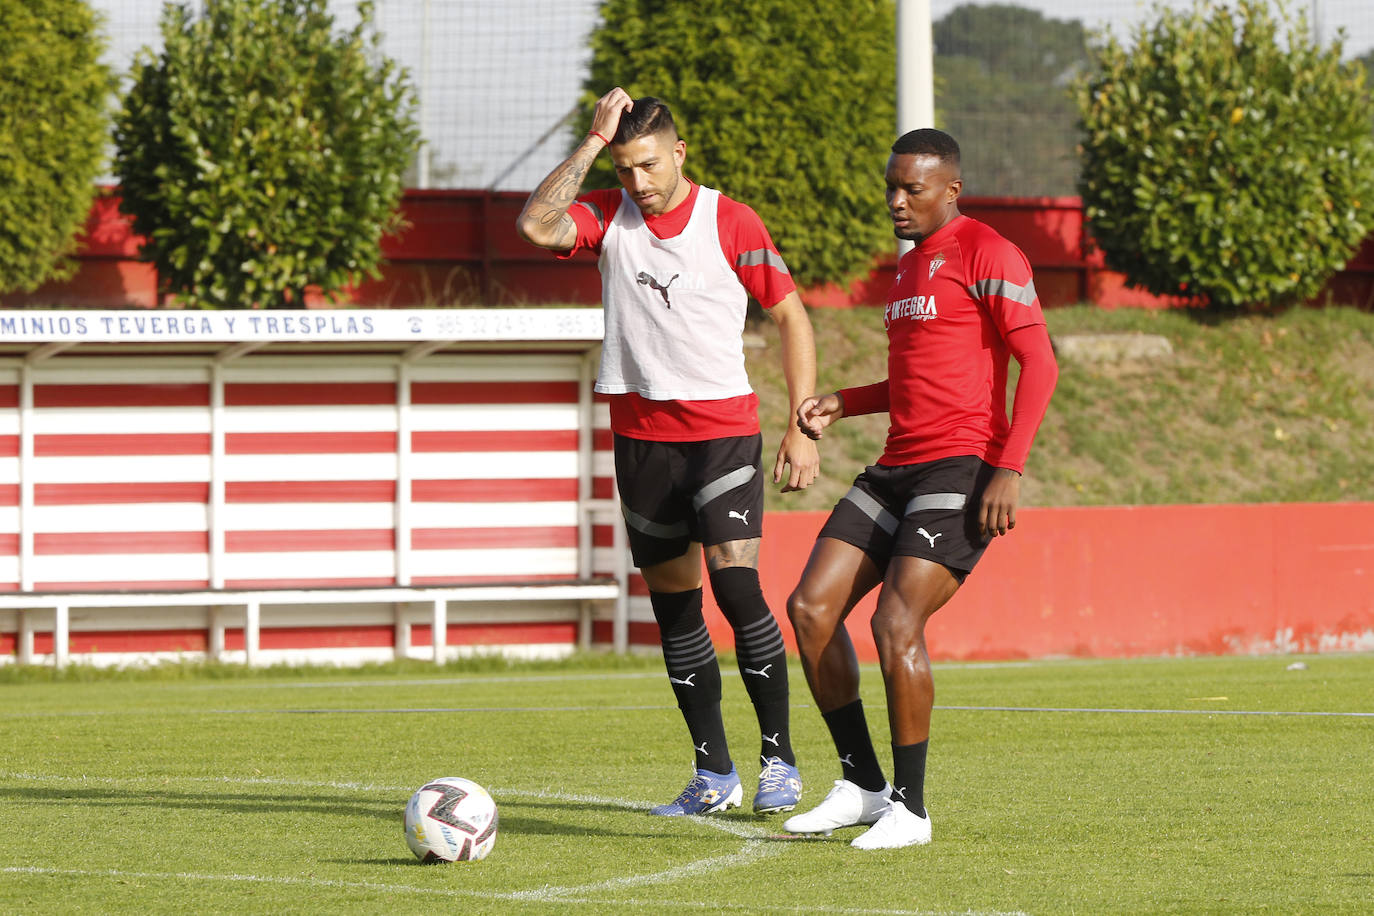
[[2, 654, 1371, 914], [747, 305, 1374, 512]]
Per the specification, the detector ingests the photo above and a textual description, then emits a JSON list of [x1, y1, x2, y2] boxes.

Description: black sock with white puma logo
[[821, 700, 887, 792], [708, 566, 794, 767], [891, 739, 928, 817], [649, 588, 730, 774]]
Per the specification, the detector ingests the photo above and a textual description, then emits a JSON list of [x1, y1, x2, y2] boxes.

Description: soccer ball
[[404, 777, 499, 862]]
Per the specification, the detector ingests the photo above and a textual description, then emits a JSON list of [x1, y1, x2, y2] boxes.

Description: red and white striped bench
[[0, 309, 631, 667]]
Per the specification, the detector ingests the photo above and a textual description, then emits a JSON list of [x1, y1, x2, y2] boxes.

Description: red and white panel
[[7, 367, 213, 591], [2, 355, 618, 591], [220, 361, 399, 588], [0, 346, 627, 660], [408, 354, 608, 584], [0, 372, 21, 589]]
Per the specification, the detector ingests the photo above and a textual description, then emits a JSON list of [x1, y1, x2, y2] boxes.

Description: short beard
[[637, 172, 681, 216]]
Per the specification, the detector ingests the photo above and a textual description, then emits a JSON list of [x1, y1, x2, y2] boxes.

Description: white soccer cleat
[[782, 779, 891, 835], [850, 801, 932, 849]]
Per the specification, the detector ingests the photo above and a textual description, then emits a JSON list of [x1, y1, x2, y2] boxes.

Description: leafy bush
[[0, 0, 113, 294], [581, 0, 895, 290], [1074, 0, 1374, 309], [113, 0, 418, 309]]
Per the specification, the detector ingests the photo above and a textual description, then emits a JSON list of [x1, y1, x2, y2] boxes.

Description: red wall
[[7, 503, 1370, 663], [9, 190, 1373, 310], [700, 503, 1374, 661]]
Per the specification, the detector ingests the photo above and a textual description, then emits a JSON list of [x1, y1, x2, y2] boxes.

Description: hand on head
[[591, 87, 634, 144]]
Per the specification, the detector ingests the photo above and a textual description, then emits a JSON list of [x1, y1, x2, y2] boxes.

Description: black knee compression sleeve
[[708, 567, 785, 680]]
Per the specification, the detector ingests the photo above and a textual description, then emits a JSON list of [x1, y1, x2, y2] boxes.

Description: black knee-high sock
[[891, 740, 928, 817], [649, 588, 731, 774], [708, 566, 794, 767], [820, 699, 886, 792]]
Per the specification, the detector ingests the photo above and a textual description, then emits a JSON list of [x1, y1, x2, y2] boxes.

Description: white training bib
[[595, 186, 752, 401]]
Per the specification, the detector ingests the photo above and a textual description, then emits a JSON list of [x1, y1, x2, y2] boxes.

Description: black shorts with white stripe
[[817, 455, 997, 582], [613, 433, 764, 569]]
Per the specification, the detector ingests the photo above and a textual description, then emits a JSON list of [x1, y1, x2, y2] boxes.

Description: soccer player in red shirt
[[516, 87, 819, 817], [781, 129, 1058, 849]]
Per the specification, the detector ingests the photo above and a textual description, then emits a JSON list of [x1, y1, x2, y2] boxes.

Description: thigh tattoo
[[705, 537, 760, 571]]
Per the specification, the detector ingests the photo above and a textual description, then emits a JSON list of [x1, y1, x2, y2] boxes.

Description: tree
[[580, 0, 895, 290], [0, 0, 113, 294], [1358, 47, 1374, 90], [113, 0, 418, 309], [1075, 0, 1374, 310], [933, 4, 1090, 197]]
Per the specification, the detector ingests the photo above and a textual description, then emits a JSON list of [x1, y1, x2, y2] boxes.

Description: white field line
[[0, 705, 683, 719], [937, 705, 1374, 718], [13, 658, 1357, 719], [6, 702, 1370, 720], [0, 773, 1026, 916], [177, 663, 1038, 693], [182, 671, 672, 691], [221, 704, 1374, 718]]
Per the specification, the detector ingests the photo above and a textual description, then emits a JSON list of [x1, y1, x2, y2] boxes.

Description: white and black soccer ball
[[404, 777, 499, 863]]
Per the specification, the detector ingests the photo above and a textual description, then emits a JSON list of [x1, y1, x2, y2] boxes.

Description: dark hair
[[891, 128, 960, 166], [613, 96, 679, 145]]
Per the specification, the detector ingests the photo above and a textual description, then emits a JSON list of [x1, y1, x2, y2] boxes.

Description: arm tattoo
[[541, 213, 577, 249], [522, 143, 600, 247]]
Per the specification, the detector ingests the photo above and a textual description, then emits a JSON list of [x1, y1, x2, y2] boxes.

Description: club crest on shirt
[[928, 252, 946, 279]]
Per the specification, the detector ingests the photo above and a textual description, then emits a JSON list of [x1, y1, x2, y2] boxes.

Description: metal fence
[[91, 1, 1373, 196]]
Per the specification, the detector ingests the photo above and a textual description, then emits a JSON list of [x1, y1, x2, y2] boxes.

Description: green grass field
[[2, 653, 1371, 914]]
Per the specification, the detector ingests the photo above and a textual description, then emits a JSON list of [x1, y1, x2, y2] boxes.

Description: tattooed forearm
[[516, 139, 602, 249], [540, 159, 594, 208]]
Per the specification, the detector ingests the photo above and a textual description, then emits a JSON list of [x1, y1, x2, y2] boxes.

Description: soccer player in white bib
[[517, 87, 820, 816]]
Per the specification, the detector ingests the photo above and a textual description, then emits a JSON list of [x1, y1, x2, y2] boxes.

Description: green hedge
[[0, 0, 113, 294], [113, 0, 418, 309], [1075, 0, 1374, 310], [582, 0, 896, 291]]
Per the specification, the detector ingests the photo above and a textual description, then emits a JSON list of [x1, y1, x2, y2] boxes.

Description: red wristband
[[589, 130, 611, 146]]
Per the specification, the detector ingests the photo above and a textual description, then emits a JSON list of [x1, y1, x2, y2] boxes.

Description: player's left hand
[[979, 467, 1021, 537], [774, 427, 820, 492]]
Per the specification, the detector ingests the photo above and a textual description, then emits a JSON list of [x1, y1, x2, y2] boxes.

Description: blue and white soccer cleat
[[650, 766, 743, 816], [752, 756, 802, 814]]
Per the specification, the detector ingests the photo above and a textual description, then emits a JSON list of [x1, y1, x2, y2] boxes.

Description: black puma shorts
[[613, 433, 764, 569], [816, 455, 997, 582]]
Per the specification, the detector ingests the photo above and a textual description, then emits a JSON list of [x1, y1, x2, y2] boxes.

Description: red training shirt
[[840, 214, 1058, 473]]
